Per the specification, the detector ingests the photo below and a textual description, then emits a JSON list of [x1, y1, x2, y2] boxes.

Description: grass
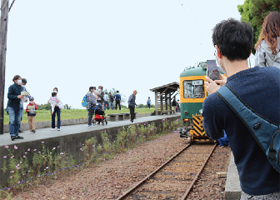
[[3, 108, 153, 125]]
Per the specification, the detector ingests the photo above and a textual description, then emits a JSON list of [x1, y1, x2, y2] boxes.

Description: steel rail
[[181, 144, 217, 200], [116, 143, 192, 200]]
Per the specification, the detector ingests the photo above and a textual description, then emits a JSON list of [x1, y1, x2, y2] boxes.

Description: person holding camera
[[203, 18, 280, 199]]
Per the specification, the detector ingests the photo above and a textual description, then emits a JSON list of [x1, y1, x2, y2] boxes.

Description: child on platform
[[48, 92, 60, 114], [26, 97, 38, 133]]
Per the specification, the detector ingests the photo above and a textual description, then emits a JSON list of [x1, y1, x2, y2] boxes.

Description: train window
[[183, 80, 205, 98]]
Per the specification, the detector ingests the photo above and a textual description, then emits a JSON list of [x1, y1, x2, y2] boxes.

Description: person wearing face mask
[[18, 78, 32, 133], [97, 86, 104, 104], [203, 18, 280, 199], [26, 97, 38, 133], [7, 75, 24, 141], [48, 87, 63, 131]]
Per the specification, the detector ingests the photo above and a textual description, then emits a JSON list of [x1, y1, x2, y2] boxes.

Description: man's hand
[[205, 76, 221, 94], [214, 74, 227, 86], [17, 95, 24, 99]]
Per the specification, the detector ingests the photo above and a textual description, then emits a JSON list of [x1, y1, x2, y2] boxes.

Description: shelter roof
[[150, 82, 179, 93]]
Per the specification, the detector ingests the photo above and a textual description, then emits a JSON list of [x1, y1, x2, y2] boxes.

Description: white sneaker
[[88, 125, 93, 128], [52, 128, 55, 130], [57, 129, 60, 131]]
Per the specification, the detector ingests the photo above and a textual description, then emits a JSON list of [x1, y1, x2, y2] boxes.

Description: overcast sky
[[4, 0, 253, 109]]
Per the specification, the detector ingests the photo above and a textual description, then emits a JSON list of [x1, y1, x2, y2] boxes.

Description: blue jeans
[[110, 102, 114, 110], [147, 104, 150, 109], [104, 101, 109, 110], [7, 107, 21, 137], [52, 106, 61, 128], [19, 107, 23, 129]]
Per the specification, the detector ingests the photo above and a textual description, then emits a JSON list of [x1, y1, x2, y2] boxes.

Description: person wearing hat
[[26, 96, 38, 133], [19, 78, 32, 133], [109, 92, 114, 110]]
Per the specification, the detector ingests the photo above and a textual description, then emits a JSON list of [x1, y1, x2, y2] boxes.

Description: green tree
[[238, 0, 280, 54], [37, 103, 51, 110]]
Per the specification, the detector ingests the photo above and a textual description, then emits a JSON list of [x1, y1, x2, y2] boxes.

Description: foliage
[[136, 104, 155, 108], [237, 0, 280, 54], [36, 103, 51, 110]]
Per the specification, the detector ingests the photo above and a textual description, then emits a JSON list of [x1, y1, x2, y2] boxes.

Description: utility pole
[[0, 0, 9, 134]]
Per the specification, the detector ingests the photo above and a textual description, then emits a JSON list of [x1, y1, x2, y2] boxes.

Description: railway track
[[117, 143, 216, 200]]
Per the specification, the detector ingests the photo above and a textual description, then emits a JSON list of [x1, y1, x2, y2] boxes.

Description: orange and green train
[[178, 61, 212, 143]]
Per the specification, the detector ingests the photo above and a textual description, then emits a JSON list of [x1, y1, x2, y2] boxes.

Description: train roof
[[180, 65, 207, 77]]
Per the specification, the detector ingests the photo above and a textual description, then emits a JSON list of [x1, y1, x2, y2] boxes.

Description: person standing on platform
[[87, 86, 97, 127], [18, 78, 31, 133], [49, 87, 63, 131], [103, 92, 109, 110], [26, 97, 38, 133], [172, 96, 177, 113], [109, 92, 114, 110], [147, 97, 151, 109], [128, 90, 137, 123], [203, 18, 280, 199], [97, 86, 104, 104], [7, 75, 24, 141], [114, 91, 121, 110]]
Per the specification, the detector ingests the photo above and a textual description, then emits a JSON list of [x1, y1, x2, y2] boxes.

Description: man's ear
[[215, 45, 222, 59]]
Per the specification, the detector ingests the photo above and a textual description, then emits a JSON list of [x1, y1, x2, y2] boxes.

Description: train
[[178, 60, 217, 143]]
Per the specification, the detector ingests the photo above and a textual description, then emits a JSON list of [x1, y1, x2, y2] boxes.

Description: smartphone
[[207, 60, 220, 81]]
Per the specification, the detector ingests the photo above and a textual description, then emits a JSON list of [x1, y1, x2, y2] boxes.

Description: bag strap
[[216, 85, 279, 153]]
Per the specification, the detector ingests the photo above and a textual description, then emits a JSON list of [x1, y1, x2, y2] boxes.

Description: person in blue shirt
[[114, 91, 121, 110], [7, 75, 24, 141], [203, 18, 280, 199]]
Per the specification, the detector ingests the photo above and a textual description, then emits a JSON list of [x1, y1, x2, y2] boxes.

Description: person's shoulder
[[203, 93, 221, 107], [258, 66, 280, 75]]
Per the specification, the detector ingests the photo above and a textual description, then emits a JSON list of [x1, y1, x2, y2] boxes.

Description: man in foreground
[[128, 90, 137, 123], [202, 18, 280, 199]]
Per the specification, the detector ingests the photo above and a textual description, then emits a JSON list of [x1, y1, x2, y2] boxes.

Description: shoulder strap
[[216, 85, 279, 153]]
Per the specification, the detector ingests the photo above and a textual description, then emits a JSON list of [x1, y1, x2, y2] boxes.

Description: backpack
[[217, 85, 280, 173], [81, 94, 87, 107]]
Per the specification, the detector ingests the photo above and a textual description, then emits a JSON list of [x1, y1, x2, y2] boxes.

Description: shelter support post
[[0, 0, 9, 134]]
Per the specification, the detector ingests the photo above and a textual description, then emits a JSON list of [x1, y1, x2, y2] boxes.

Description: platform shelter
[[150, 82, 179, 115]]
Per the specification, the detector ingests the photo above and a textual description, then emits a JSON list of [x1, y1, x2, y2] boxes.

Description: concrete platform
[[0, 114, 180, 147], [225, 153, 241, 200], [0, 114, 180, 187]]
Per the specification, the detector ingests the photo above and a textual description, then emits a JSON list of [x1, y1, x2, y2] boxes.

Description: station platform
[[1, 114, 180, 147], [0, 114, 181, 187], [225, 153, 241, 200]]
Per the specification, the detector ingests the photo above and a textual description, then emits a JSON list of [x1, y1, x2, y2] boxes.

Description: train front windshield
[[183, 80, 205, 98]]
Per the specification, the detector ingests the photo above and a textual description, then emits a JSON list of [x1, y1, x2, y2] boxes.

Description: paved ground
[[0, 113, 181, 147]]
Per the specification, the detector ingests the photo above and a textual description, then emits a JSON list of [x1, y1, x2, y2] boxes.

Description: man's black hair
[[12, 75, 20, 82], [212, 18, 253, 61], [53, 87, 58, 92], [22, 78, 27, 84], [116, 91, 119, 93], [89, 86, 94, 91], [52, 92, 57, 97]]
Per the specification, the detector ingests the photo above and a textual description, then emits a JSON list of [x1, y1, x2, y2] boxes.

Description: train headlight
[[199, 109, 203, 114], [184, 119, 189, 122]]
